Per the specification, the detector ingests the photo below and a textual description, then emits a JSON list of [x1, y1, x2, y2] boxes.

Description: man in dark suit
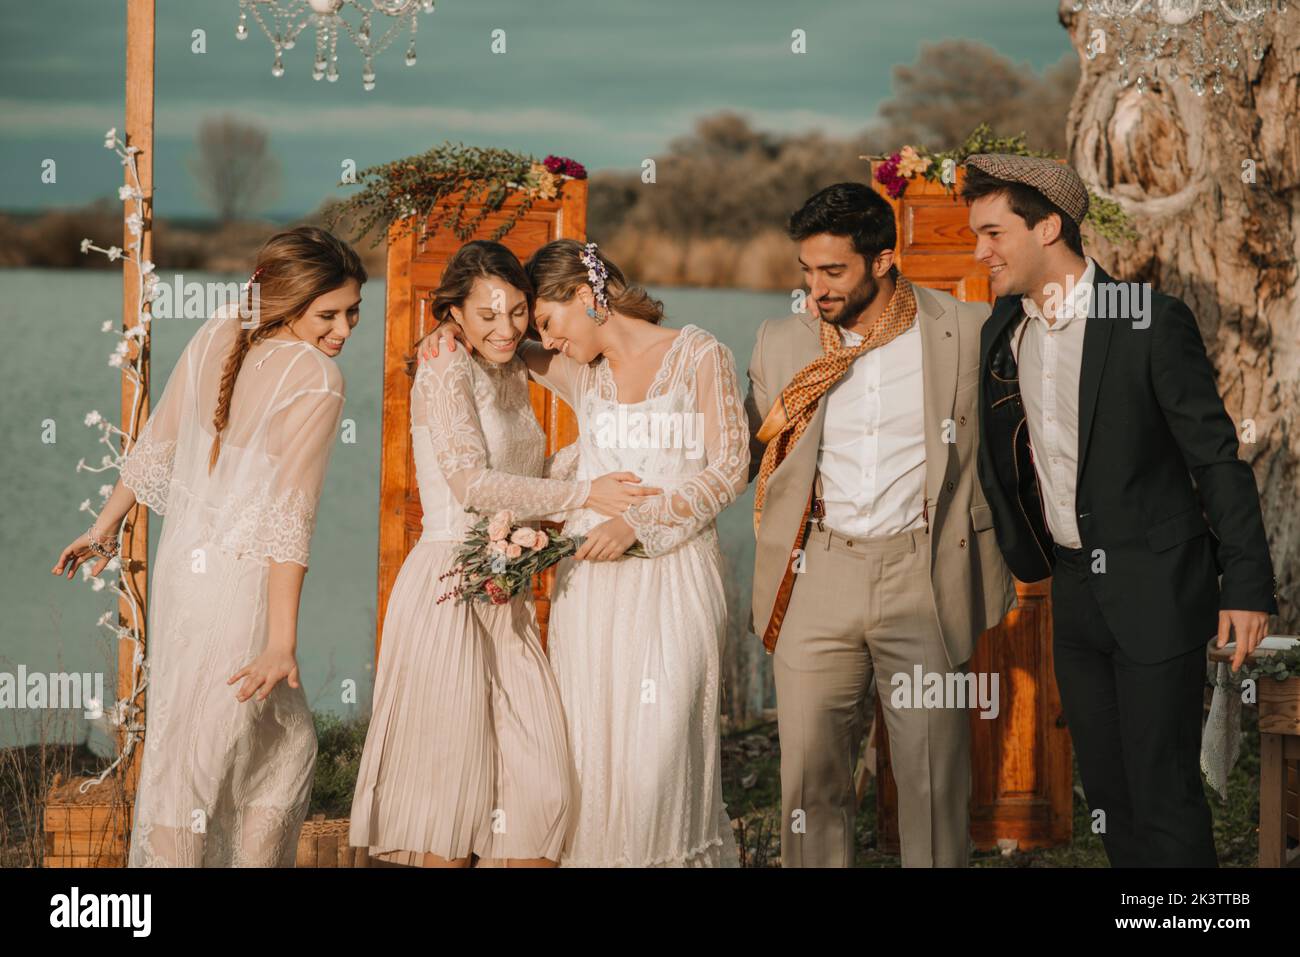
[[962, 153, 1277, 867]]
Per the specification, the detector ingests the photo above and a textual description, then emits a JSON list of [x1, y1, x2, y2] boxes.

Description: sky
[[1, 0, 1075, 221]]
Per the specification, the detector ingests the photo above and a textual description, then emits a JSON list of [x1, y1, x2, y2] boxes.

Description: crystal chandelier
[[236, 0, 436, 91], [1073, 0, 1288, 95]]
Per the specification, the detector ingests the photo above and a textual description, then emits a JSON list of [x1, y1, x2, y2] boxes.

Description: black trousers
[[1051, 544, 1218, 867]]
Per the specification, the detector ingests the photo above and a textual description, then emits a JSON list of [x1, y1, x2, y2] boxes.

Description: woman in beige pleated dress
[[348, 241, 657, 867]]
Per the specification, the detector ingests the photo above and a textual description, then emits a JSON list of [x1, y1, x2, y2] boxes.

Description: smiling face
[[968, 192, 1057, 299], [450, 276, 529, 362], [286, 278, 362, 357], [797, 233, 889, 325], [533, 287, 601, 363]]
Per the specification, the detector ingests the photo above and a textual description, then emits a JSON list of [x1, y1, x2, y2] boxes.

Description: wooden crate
[[295, 814, 371, 868], [1258, 676, 1300, 847], [1258, 676, 1300, 735], [42, 773, 132, 868]]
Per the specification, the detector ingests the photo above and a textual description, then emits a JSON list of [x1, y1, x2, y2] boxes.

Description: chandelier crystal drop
[[1071, 0, 1286, 95], [236, 0, 434, 90]]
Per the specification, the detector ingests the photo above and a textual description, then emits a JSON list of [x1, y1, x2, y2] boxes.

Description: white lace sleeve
[[119, 317, 218, 514], [121, 310, 241, 514], [544, 442, 580, 480], [622, 337, 749, 557], [235, 362, 346, 567], [417, 349, 590, 518], [119, 410, 179, 515]]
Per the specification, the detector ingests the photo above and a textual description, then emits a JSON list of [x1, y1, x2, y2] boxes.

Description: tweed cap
[[964, 153, 1089, 225]]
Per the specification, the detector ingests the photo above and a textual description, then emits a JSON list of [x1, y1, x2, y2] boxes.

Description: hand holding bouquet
[[438, 509, 645, 606]]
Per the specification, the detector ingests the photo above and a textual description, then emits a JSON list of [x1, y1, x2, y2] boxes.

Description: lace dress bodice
[[412, 347, 590, 542], [524, 324, 748, 556], [120, 304, 345, 567]]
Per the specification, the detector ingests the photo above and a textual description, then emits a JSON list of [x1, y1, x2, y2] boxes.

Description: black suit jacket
[[977, 263, 1277, 663]]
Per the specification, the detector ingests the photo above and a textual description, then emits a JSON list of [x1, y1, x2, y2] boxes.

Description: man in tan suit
[[745, 182, 1014, 867]]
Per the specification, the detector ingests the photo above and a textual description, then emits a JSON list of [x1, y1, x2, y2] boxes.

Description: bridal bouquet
[[437, 509, 645, 606]]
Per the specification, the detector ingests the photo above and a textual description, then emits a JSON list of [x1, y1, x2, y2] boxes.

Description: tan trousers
[[773, 523, 971, 867]]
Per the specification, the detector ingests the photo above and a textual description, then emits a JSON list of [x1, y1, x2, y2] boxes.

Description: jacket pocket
[[1145, 507, 1208, 553], [970, 503, 994, 532]]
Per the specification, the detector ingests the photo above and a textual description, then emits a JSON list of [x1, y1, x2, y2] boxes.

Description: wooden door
[[376, 181, 587, 660], [869, 167, 1072, 851]]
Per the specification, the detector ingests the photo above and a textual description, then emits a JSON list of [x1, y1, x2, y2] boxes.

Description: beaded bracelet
[[86, 523, 120, 560]]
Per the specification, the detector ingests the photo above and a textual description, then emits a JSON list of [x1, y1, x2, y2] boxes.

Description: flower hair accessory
[[242, 265, 267, 330], [577, 241, 609, 325]]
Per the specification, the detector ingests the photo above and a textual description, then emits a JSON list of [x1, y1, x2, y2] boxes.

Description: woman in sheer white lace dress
[[424, 239, 748, 866], [52, 227, 366, 866], [349, 241, 658, 867]]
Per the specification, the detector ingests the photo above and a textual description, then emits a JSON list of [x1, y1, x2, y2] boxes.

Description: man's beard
[[824, 272, 881, 327]]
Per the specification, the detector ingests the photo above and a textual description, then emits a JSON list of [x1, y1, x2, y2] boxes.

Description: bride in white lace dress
[[52, 227, 367, 866], [424, 239, 748, 866], [350, 241, 658, 867]]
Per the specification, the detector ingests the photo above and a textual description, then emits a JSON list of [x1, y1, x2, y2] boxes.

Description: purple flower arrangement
[[874, 151, 907, 199], [543, 154, 587, 179]]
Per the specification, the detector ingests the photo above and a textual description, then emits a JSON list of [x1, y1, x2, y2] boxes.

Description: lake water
[[0, 270, 786, 750]]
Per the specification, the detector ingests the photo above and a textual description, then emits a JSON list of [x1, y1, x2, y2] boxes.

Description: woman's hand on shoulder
[[417, 322, 470, 365]]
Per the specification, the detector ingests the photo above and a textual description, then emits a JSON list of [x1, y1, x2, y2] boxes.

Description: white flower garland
[[71, 128, 161, 793]]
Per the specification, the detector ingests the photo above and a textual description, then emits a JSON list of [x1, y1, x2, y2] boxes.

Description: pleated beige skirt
[[348, 539, 575, 863]]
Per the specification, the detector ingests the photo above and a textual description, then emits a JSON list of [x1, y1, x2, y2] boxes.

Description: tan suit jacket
[[744, 283, 1015, 668]]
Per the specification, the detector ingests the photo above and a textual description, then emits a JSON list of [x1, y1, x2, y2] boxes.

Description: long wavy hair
[[523, 239, 664, 325], [403, 240, 536, 377], [208, 226, 367, 472]]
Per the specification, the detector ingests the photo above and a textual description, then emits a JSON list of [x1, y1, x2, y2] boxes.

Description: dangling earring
[[586, 305, 607, 326]]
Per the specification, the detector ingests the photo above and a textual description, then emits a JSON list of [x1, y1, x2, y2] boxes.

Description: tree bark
[[1060, 1, 1299, 628]]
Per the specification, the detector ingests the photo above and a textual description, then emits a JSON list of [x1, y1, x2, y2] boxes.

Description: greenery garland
[[326, 141, 586, 247], [1240, 643, 1300, 684], [872, 123, 1137, 244]]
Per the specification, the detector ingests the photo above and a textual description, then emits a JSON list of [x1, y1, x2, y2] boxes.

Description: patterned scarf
[[752, 275, 918, 534]]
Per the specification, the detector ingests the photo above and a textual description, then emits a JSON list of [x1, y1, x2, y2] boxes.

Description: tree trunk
[[1060, 1, 1299, 629]]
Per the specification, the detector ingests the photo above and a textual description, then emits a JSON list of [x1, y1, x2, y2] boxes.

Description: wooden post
[[44, 0, 154, 867], [118, 0, 154, 793]]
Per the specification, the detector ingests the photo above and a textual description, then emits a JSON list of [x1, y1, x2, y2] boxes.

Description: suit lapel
[[984, 296, 1024, 367], [917, 286, 957, 504], [772, 312, 827, 487], [1076, 264, 1114, 488]]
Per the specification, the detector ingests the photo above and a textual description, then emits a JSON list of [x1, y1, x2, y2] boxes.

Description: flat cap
[[964, 153, 1089, 225]]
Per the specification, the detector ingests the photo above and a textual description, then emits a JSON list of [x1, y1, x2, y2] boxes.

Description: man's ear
[[873, 248, 896, 278], [1037, 212, 1063, 248]]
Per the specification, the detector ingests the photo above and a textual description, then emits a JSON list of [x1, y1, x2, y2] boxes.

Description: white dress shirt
[[817, 317, 927, 538], [1012, 257, 1096, 549]]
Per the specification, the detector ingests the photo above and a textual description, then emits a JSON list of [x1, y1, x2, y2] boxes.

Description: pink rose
[[506, 543, 523, 559], [490, 540, 508, 555], [510, 527, 538, 549], [492, 509, 513, 526], [488, 519, 510, 542], [530, 531, 548, 551]]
